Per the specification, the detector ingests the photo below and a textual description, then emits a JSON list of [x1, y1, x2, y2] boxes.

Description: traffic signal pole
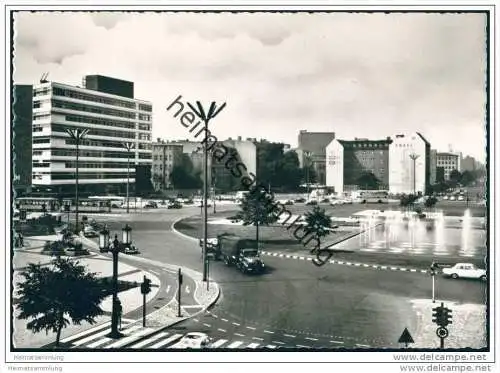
[[142, 291, 146, 327], [177, 268, 183, 317], [140, 275, 152, 327]]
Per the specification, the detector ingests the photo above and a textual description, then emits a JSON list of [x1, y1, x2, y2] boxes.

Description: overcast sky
[[13, 12, 488, 161]]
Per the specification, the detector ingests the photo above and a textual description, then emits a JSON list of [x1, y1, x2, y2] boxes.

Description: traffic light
[[178, 268, 183, 285], [141, 276, 152, 295], [432, 303, 453, 327]]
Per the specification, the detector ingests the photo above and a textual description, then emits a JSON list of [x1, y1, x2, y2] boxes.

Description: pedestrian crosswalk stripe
[[130, 332, 169, 349], [227, 341, 244, 348], [150, 333, 183, 349], [86, 337, 112, 348], [61, 321, 111, 343], [265, 345, 277, 349], [209, 339, 228, 348], [247, 343, 260, 349], [105, 328, 154, 349], [73, 327, 113, 346], [123, 325, 142, 335]]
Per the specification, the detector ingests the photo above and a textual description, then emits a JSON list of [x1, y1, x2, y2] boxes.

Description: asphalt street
[[83, 204, 486, 348]]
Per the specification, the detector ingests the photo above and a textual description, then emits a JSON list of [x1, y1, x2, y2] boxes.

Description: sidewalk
[[12, 236, 161, 348]]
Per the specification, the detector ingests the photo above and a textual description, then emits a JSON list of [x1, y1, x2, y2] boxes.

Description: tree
[[400, 194, 419, 208], [16, 257, 106, 348], [235, 187, 279, 248], [303, 206, 333, 253], [277, 151, 302, 191], [170, 154, 202, 189], [460, 170, 476, 187], [356, 171, 380, 190], [424, 196, 438, 209], [449, 169, 462, 187]]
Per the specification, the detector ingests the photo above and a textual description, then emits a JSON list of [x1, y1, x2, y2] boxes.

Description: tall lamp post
[[409, 153, 420, 195], [122, 142, 135, 214], [304, 151, 312, 196], [187, 101, 226, 285], [100, 224, 132, 339], [65, 128, 89, 234]]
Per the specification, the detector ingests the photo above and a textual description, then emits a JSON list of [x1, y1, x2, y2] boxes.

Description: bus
[[354, 190, 389, 204], [15, 197, 59, 212]]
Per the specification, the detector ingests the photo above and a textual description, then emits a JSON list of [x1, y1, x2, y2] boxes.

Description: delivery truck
[[216, 234, 265, 274]]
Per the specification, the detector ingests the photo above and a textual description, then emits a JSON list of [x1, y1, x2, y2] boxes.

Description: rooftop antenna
[[39, 72, 49, 83]]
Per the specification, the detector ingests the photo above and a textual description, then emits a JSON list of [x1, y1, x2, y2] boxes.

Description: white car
[[442, 263, 486, 281], [330, 199, 344, 205], [443, 195, 449, 200], [170, 332, 211, 349], [449, 195, 456, 201], [458, 195, 465, 201]]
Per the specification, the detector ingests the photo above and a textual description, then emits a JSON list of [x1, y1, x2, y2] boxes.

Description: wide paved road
[[88, 205, 486, 348]]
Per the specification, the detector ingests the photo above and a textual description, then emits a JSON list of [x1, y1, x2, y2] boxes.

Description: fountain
[[433, 210, 448, 256], [459, 209, 475, 257]]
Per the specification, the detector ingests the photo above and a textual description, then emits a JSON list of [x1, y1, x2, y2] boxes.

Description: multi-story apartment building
[[151, 141, 183, 191], [436, 152, 462, 180], [460, 155, 477, 172], [13, 85, 33, 195], [325, 137, 391, 194], [31, 75, 152, 195], [297, 130, 336, 186], [388, 133, 430, 194]]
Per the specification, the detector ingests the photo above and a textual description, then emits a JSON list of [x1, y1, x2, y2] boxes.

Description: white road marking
[[150, 270, 159, 275], [232, 322, 241, 326], [273, 341, 285, 345], [166, 285, 171, 293], [221, 318, 228, 322], [337, 261, 344, 265], [299, 256, 305, 260], [296, 344, 310, 348], [61, 322, 111, 343], [381, 266, 388, 270], [354, 263, 361, 267], [246, 326, 256, 330], [390, 267, 398, 271], [185, 286, 190, 294], [356, 344, 371, 348], [307, 258, 313, 261], [234, 333, 245, 337], [203, 323, 211, 327], [410, 269, 417, 272], [72, 328, 114, 346], [227, 341, 244, 349], [123, 325, 142, 334], [283, 334, 296, 338], [265, 345, 277, 349], [305, 337, 318, 341], [363, 264, 370, 268], [130, 332, 168, 349], [105, 328, 154, 348], [217, 328, 227, 333], [212, 314, 218, 318], [279, 254, 284, 257], [252, 337, 264, 341], [263, 330, 274, 334], [247, 343, 260, 348], [193, 319, 199, 322], [399, 268, 408, 271], [150, 333, 183, 349], [86, 337, 112, 348], [330, 340, 344, 344], [210, 339, 228, 348]]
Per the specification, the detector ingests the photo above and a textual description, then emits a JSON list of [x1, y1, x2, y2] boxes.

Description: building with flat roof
[[31, 75, 152, 195], [297, 130, 336, 185], [388, 133, 430, 194], [13, 85, 33, 195], [436, 152, 462, 180], [151, 141, 183, 191]]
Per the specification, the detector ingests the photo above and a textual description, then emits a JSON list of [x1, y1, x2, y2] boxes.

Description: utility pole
[[177, 268, 183, 317], [122, 142, 134, 214], [410, 153, 420, 195], [187, 101, 226, 286], [65, 128, 89, 234]]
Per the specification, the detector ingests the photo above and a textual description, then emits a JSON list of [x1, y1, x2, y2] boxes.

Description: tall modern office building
[[388, 133, 430, 194], [31, 75, 152, 195], [13, 85, 33, 195]]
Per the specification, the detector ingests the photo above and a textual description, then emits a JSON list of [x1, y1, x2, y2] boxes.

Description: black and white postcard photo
[[1, 2, 497, 373]]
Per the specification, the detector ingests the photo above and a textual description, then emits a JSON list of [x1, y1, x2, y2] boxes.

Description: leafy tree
[[449, 169, 462, 187], [424, 196, 438, 209], [170, 154, 203, 189], [356, 171, 380, 190], [303, 206, 333, 253], [400, 194, 419, 208], [16, 257, 106, 348], [235, 187, 278, 248], [277, 151, 302, 191], [460, 170, 476, 187]]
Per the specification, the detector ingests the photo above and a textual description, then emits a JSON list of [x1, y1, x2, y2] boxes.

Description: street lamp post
[[409, 154, 420, 196], [65, 128, 89, 234], [122, 142, 135, 214], [104, 224, 132, 339], [187, 101, 226, 286], [304, 151, 312, 196]]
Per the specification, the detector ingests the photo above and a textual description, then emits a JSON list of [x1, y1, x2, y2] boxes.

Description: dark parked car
[[306, 199, 318, 206], [144, 201, 158, 208], [124, 245, 140, 255], [294, 197, 306, 203], [168, 201, 183, 209]]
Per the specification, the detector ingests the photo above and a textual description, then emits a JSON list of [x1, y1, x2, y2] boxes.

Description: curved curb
[[170, 215, 200, 243]]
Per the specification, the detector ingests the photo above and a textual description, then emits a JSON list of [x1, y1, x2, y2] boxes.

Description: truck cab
[[218, 234, 266, 274], [237, 248, 265, 274]]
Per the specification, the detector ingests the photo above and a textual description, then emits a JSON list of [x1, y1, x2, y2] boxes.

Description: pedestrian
[[19, 232, 24, 247], [117, 299, 123, 330]]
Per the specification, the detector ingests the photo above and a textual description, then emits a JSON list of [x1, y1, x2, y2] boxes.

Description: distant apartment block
[[31, 75, 152, 195], [436, 152, 462, 180], [297, 130, 336, 185], [151, 141, 183, 191]]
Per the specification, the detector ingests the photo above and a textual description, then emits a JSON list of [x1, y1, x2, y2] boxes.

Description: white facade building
[[436, 152, 462, 180], [31, 77, 152, 192], [325, 139, 344, 194], [388, 133, 428, 194]]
